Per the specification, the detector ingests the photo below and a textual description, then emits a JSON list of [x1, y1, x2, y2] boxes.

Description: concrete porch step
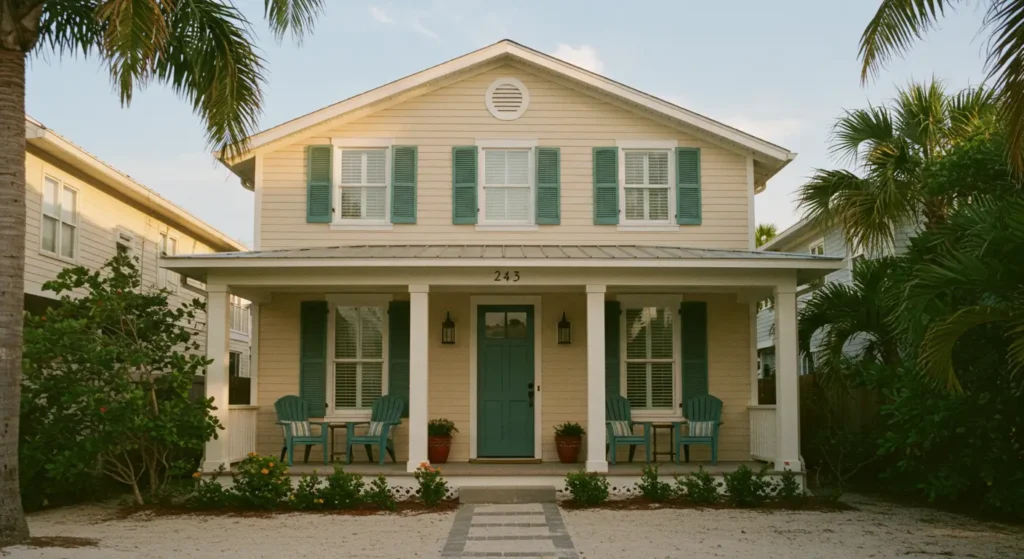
[[458, 485, 557, 504]]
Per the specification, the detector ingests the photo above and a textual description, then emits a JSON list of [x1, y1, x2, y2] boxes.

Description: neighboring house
[[23, 117, 253, 394], [163, 40, 843, 479]]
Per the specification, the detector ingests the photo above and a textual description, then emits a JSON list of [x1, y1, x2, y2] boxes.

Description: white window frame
[[326, 294, 392, 420], [477, 142, 536, 229], [330, 138, 394, 230], [230, 295, 250, 336], [809, 238, 825, 256], [158, 233, 179, 292], [617, 294, 684, 419], [39, 175, 79, 263], [115, 227, 137, 256], [616, 141, 677, 228]]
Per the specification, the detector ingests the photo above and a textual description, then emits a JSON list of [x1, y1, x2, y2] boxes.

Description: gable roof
[[759, 217, 819, 252], [220, 39, 796, 191]]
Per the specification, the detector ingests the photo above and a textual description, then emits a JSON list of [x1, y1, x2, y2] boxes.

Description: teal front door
[[477, 305, 535, 458]]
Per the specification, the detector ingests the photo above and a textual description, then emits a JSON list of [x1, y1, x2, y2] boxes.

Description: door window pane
[[506, 312, 528, 338], [485, 312, 505, 338]]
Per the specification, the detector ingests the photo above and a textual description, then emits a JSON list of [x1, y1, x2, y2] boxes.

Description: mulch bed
[[112, 500, 459, 519], [561, 497, 854, 512], [14, 536, 100, 549]]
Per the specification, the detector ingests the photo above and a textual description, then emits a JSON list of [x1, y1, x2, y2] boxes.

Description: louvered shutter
[[452, 146, 478, 224], [299, 301, 329, 416], [388, 301, 410, 418], [306, 146, 332, 223], [391, 146, 417, 223], [680, 301, 709, 406], [605, 301, 621, 397], [593, 147, 619, 224], [535, 147, 560, 224], [676, 147, 702, 225]]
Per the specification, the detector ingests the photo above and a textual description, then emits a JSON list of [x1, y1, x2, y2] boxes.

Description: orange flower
[[261, 468, 269, 475], [192, 472, 202, 479], [247, 452, 257, 458], [268, 463, 274, 468], [419, 461, 429, 469]]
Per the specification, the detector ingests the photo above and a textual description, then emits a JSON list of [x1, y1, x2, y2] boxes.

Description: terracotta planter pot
[[555, 435, 582, 464], [427, 435, 452, 464]]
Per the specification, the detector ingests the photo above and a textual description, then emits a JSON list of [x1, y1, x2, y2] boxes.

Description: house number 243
[[494, 270, 521, 282]]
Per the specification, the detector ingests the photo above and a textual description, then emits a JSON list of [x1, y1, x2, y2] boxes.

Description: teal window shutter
[[306, 146, 332, 223], [593, 147, 619, 224], [605, 300, 621, 396], [387, 301, 411, 418], [676, 147, 702, 225], [535, 147, 560, 224], [452, 146, 478, 224], [299, 300, 329, 416], [391, 146, 417, 224], [680, 301, 709, 406]]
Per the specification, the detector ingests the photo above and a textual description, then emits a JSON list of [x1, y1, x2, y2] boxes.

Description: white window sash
[[39, 177, 78, 261], [334, 147, 390, 225], [619, 149, 674, 226], [618, 298, 683, 416], [479, 148, 534, 226], [325, 297, 391, 418]]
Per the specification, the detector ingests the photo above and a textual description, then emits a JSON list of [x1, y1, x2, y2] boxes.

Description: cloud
[[409, 17, 439, 41], [369, 6, 394, 24], [551, 44, 604, 73], [721, 115, 805, 144]]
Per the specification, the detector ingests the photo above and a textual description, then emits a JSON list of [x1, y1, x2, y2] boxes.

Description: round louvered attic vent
[[485, 77, 529, 120]]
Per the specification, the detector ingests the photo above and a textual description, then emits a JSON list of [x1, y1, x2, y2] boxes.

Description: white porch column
[[407, 285, 430, 472], [203, 284, 232, 472], [585, 285, 608, 472], [773, 283, 802, 471], [249, 302, 259, 406]]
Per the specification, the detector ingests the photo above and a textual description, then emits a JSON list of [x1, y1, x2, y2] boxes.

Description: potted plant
[[427, 418, 458, 464], [554, 422, 586, 464]]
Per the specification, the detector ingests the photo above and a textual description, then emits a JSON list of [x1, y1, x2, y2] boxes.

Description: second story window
[[809, 238, 825, 256], [159, 233, 178, 292], [481, 148, 532, 225], [40, 176, 78, 261], [338, 148, 388, 223], [623, 150, 671, 224]]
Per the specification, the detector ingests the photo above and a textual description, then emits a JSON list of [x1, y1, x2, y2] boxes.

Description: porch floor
[[281, 460, 771, 477]]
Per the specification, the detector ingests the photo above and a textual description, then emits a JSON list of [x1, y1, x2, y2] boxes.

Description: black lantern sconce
[[557, 312, 572, 345], [441, 312, 456, 345]]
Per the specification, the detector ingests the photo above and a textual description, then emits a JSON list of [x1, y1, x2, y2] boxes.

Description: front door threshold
[[469, 458, 542, 464]]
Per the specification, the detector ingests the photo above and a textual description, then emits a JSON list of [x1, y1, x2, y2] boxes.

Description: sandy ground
[[564, 495, 1024, 559]]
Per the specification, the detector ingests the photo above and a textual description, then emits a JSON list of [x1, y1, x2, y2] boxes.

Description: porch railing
[[748, 405, 776, 462], [228, 405, 259, 463]]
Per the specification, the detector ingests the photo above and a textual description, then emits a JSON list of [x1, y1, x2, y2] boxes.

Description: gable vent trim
[[485, 77, 529, 121]]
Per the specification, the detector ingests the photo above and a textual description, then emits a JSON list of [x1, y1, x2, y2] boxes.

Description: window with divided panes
[[41, 176, 78, 260], [339, 149, 388, 221], [623, 150, 670, 223], [333, 306, 385, 410], [482, 148, 531, 224], [624, 306, 676, 410]]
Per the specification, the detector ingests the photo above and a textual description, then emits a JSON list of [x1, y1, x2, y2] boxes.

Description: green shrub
[[564, 471, 610, 506], [722, 465, 773, 507], [413, 464, 449, 507], [363, 475, 396, 511], [321, 466, 364, 509], [775, 470, 806, 502], [637, 464, 674, 502], [554, 422, 585, 437], [231, 455, 291, 509], [290, 472, 325, 510], [427, 418, 459, 437], [185, 467, 230, 509], [676, 467, 721, 505]]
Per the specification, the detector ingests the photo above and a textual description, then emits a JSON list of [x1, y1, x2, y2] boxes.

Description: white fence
[[228, 405, 259, 463], [748, 405, 777, 462]]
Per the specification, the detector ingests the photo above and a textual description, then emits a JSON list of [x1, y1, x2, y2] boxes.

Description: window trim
[[158, 232, 179, 292], [333, 145, 391, 227], [478, 145, 535, 227], [229, 350, 242, 377], [618, 146, 676, 228], [325, 294, 392, 420], [617, 294, 684, 419], [809, 238, 825, 256], [38, 175, 79, 263]]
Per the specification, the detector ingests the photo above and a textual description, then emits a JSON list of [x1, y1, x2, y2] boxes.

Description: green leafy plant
[[676, 467, 721, 505], [722, 465, 774, 508], [231, 455, 291, 509], [363, 475, 396, 511], [290, 472, 325, 510], [427, 418, 459, 437], [775, 471, 806, 503], [564, 471, 610, 506], [185, 467, 230, 510], [637, 464, 674, 502], [321, 466, 364, 509], [413, 463, 449, 507], [554, 422, 585, 437]]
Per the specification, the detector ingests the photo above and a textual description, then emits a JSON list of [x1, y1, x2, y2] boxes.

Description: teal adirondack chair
[[674, 395, 724, 465], [605, 395, 651, 464], [346, 395, 405, 465], [275, 395, 330, 466]]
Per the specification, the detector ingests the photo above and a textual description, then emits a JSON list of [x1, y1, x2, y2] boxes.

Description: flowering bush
[[363, 474, 396, 511], [290, 472, 325, 510], [321, 466, 364, 509], [413, 462, 449, 506], [185, 467, 230, 509], [231, 454, 291, 509]]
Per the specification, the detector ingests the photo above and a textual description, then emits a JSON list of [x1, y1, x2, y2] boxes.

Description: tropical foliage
[[755, 223, 778, 248]]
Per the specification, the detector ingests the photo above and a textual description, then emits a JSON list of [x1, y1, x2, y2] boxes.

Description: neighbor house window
[[40, 176, 78, 261], [622, 305, 678, 411], [332, 305, 386, 411], [230, 295, 250, 335], [622, 150, 671, 224], [481, 148, 532, 225], [159, 233, 178, 292], [809, 238, 825, 256], [337, 148, 388, 222], [229, 351, 242, 377]]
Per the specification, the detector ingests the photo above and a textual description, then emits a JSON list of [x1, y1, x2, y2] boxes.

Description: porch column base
[[586, 460, 608, 473], [774, 457, 803, 472]]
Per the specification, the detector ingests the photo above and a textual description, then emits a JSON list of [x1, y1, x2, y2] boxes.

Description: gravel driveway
[[3, 496, 1021, 558]]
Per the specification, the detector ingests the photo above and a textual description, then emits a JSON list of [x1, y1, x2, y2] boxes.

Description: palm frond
[[919, 305, 1009, 393], [263, 0, 325, 42], [946, 86, 1000, 139], [755, 223, 778, 248], [859, 0, 958, 83], [983, 0, 1024, 171], [830, 105, 895, 165], [37, 0, 104, 56], [96, 0, 171, 104], [893, 79, 949, 156]]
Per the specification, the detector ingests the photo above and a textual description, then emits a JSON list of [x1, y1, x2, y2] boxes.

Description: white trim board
[[469, 295, 543, 460]]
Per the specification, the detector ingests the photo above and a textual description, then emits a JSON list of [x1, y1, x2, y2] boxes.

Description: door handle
[[527, 382, 534, 407]]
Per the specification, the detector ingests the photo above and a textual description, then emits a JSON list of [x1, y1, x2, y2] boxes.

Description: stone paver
[[442, 503, 579, 559]]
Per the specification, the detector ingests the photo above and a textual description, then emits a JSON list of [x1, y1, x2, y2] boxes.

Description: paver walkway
[[441, 503, 579, 558]]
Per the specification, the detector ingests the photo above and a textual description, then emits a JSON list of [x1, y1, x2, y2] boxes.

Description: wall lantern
[[441, 312, 456, 345], [557, 312, 572, 345]]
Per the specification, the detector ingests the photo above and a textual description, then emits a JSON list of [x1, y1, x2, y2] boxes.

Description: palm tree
[[797, 80, 998, 253], [0, 1, 324, 545], [755, 223, 778, 248]]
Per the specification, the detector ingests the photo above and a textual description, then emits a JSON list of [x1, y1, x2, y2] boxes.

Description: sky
[[26, 1, 990, 248]]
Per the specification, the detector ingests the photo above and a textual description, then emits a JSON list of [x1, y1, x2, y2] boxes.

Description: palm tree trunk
[[0, 47, 29, 546]]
